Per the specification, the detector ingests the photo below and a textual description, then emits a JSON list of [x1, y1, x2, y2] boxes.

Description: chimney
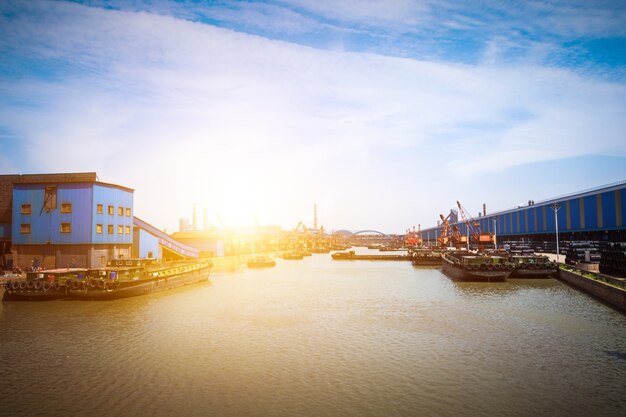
[[192, 203, 197, 231], [483, 203, 486, 216], [203, 208, 208, 231]]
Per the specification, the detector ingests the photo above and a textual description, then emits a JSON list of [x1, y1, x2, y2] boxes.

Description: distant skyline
[[1, 0, 625, 233]]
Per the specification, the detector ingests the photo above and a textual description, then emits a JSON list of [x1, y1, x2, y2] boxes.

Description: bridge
[[334, 230, 398, 244]]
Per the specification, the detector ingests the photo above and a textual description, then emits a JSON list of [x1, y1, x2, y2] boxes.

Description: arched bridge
[[334, 230, 395, 242]]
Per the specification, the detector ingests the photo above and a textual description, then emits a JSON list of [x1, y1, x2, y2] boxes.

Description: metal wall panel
[[12, 184, 93, 245], [584, 196, 597, 229], [91, 184, 134, 245], [617, 189, 623, 227], [579, 197, 585, 229], [569, 198, 581, 231], [601, 191, 616, 228], [137, 229, 160, 258]]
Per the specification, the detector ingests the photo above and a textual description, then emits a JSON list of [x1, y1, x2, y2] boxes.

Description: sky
[[1, 0, 625, 234]]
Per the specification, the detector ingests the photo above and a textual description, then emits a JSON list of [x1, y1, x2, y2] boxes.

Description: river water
[[1, 249, 625, 417]]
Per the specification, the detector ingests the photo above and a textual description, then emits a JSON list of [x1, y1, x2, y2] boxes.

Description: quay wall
[[557, 267, 626, 313]]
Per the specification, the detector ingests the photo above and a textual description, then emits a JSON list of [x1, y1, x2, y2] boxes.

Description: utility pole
[[551, 203, 562, 263], [493, 219, 497, 250]]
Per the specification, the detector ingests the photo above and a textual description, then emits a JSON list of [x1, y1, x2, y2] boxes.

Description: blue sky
[[1, 0, 625, 233]]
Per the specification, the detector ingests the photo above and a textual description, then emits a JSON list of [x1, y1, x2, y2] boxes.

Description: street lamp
[[551, 203, 562, 263], [493, 219, 497, 250]]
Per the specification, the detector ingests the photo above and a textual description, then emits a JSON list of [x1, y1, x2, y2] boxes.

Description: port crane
[[438, 213, 450, 247], [456, 200, 494, 249]]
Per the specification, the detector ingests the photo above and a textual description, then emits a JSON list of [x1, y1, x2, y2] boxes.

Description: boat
[[67, 258, 212, 300], [379, 246, 405, 252], [247, 256, 276, 268], [441, 251, 514, 282], [2, 268, 88, 301], [281, 251, 304, 260], [409, 249, 443, 267], [310, 247, 330, 254], [508, 255, 558, 278], [331, 250, 411, 261]]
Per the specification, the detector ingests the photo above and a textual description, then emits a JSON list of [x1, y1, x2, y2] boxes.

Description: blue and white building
[[6, 173, 134, 268], [0, 172, 199, 270]]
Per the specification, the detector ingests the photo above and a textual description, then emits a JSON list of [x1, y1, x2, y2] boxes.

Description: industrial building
[[0, 173, 198, 270], [420, 181, 626, 246]]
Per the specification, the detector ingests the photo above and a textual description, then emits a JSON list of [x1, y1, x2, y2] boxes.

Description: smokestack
[[314, 203, 318, 232], [193, 203, 197, 231], [203, 208, 208, 231], [483, 203, 486, 216]]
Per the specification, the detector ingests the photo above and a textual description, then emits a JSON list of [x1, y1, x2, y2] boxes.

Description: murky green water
[[1, 250, 625, 417]]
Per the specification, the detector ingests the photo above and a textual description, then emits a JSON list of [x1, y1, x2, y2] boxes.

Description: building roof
[[3, 172, 134, 192]]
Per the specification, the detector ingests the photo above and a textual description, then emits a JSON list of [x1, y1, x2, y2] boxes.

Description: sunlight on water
[[1, 252, 625, 417]]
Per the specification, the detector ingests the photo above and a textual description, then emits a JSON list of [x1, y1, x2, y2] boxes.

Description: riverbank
[[557, 265, 626, 313]]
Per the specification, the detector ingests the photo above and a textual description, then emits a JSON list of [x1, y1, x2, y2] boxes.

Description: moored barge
[[331, 250, 411, 261], [441, 252, 514, 282], [68, 258, 212, 300], [508, 255, 558, 278], [2, 268, 88, 301], [409, 249, 443, 267]]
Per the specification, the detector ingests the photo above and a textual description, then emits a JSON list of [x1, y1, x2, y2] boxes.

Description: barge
[[331, 250, 411, 261], [67, 258, 212, 300], [2, 268, 88, 301], [442, 251, 514, 282], [247, 256, 276, 268], [508, 255, 558, 278], [409, 249, 443, 267]]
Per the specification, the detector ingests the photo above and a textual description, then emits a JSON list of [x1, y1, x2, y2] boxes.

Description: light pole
[[493, 219, 497, 250], [551, 203, 562, 263]]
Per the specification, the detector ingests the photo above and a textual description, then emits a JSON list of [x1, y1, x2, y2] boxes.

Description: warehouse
[[421, 181, 626, 245]]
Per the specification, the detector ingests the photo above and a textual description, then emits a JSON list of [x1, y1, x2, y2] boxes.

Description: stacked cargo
[[565, 242, 601, 265], [599, 242, 626, 278]]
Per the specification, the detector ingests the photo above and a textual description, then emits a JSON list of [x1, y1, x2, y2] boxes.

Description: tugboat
[[409, 249, 443, 267], [508, 255, 558, 278], [68, 258, 212, 300], [441, 251, 514, 282], [2, 268, 88, 301], [247, 256, 276, 268]]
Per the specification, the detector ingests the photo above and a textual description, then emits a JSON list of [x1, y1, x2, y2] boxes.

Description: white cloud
[[0, 1, 625, 231]]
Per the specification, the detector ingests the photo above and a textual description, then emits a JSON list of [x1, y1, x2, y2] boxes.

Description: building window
[[125, 225, 131, 235], [61, 203, 72, 213], [118, 225, 123, 234], [97, 204, 103, 214], [118, 206, 123, 216], [126, 208, 131, 217], [108, 225, 114, 234], [21, 204, 32, 215], [60, 223, 71, 233], [20, 223, 31, 234], [96, 224, 103, 234], [108, 205, 114, 215]]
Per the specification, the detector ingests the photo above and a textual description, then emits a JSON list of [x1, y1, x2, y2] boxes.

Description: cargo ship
[[441, 251, 514, 282], [2, 268, 88, 301], [68, 258, 212, 300], [508, 255, 558, 278]]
